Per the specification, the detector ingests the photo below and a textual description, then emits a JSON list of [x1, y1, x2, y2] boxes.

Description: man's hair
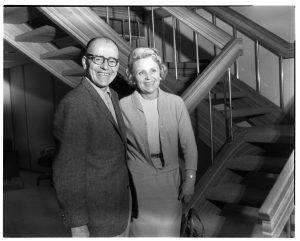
[[85, 37, 118, 54]]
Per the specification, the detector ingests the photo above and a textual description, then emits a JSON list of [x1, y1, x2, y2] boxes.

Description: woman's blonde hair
[[126, 47, 168, 86]]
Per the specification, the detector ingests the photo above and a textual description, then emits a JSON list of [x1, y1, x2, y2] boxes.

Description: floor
[[3, 170, 71, 237]]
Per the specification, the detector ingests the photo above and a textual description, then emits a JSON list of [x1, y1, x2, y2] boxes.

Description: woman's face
[[132, 56, 161, 99]]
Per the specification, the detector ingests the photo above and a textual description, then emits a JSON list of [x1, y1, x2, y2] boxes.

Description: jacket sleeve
[[52, 97, 89, 227], [176, 97, 198, 171]]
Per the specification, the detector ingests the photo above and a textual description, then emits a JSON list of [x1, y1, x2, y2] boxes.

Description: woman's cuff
[[185, 169, 196, 180]]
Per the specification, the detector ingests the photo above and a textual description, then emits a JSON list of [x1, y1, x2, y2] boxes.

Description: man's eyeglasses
[[86, 54, 119, 67]]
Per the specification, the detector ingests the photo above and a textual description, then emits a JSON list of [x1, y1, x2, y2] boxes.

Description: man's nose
[[101, 59, 109, 68]]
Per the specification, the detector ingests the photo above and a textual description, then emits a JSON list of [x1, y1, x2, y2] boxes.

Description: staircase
[[4, 6, 294, 237]]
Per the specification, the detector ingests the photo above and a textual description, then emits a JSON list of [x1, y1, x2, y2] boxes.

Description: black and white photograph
[[2, 3, 296, 238]]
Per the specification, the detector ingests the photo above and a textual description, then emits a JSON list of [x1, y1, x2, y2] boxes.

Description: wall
[[3, 62, 71, 171]]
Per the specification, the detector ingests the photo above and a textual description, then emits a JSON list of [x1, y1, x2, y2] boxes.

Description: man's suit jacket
[[53, 78, 130, 237]]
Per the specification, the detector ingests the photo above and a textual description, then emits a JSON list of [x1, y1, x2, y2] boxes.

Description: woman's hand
[[179, 169, 196, 203]]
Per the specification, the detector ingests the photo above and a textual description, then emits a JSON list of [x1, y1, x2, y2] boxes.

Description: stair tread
[[228, 155, 286, 173], [216, 216, 263, 237], [4, 7, 40, 24], [228, 107, 271, 118], [40, 46, 82, 60], [166, 61, 209, 69], [210, 91, 247, 100], [245, 125, 294, 144], [206, 183, 268, 207], [15, 25, 57, 43], [62, 67, 85, 76], [220, 203, 261, 223], [242, 172, 278, 190]]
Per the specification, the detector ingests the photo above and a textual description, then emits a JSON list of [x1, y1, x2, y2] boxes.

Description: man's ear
[[82, 55, 87, 70]]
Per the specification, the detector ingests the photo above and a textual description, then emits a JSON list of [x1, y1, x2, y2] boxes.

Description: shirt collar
[[85, 76, 111, 98]]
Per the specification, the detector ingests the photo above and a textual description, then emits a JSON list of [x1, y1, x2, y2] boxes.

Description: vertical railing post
[[106, 7, 109, 24], [122, 20, 125, 38], [137, 21, 140, 48], [255, 40, 261, 93], [162, 18, 166, 62], [172, 17, 178, 80], [208, 91, 214, 164], [223, 76, 229, 140], [212, 14, 217, 56], [227, 68, 233, 142], [151, 7, 156, 48], [279, 55, 284, 109], [286, 215, 291, 237], [233, 27, 239, 79], [176, 19, 181, 62], [194, 31, 199, 74], [128, 7, 132, 46]]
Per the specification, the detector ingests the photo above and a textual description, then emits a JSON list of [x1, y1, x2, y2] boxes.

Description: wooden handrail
[[162, 6, 231, 49], [203, 7, 294, 59], [181, 38, 243, 112], [259, 150, 294, 237]]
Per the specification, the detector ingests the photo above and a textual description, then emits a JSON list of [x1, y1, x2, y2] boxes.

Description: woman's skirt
[[129, 167, 182, 237]]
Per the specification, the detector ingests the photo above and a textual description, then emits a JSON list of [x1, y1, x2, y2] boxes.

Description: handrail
[[203, 6, 294, 59], [162, 7, 231, 49], [259, 150, 294, 237], [181, 38, 243, 112]]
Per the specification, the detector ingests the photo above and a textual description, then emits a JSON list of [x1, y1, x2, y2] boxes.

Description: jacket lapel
[[82, 78, 124, 140]]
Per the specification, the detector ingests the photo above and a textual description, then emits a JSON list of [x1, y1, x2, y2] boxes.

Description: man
[[53, 37, 130, 237]]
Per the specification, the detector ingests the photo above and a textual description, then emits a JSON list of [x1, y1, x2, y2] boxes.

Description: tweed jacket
[[53, 78, 130, 237]]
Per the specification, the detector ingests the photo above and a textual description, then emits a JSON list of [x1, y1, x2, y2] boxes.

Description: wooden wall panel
[[23, 64, 55, 171], [9, 66, 31, 169], [3, 69, 14, 143]]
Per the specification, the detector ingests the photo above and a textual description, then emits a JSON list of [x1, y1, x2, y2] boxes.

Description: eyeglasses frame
[[86, 53, 119, 67]]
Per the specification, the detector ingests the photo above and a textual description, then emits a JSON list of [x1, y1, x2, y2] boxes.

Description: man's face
[[82, 39, 119, 89]]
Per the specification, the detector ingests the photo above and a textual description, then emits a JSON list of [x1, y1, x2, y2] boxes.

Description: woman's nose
[[145, 72, 151, 79]]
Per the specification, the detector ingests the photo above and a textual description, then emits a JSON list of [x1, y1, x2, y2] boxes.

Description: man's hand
[[179, 169, 196, 203], [71, 225, 90, 237]]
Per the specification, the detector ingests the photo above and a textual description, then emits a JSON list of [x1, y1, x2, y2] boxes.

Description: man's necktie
[[104, 92, 118, 125]]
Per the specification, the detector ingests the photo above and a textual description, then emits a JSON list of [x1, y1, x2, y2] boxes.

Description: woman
[[120, 47, 198, 237]]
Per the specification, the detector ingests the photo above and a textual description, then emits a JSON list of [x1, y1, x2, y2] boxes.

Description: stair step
[[62, 67, 85, 77], [228, 155, 286, 173], [40, 46, 82, 60], [206, 183, 268, 207], [216, 217, 263, 237], [245, 125, 294, 144], [242, 172, 278, 190], [224, 107, 271, 118], [15, 25, 57, 43], [166, 61, 209, 69], [4, 7, 40, 24], [220, 204, 261, 223], [209, 91, 246, 100], [168, 68, 197, 77]]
